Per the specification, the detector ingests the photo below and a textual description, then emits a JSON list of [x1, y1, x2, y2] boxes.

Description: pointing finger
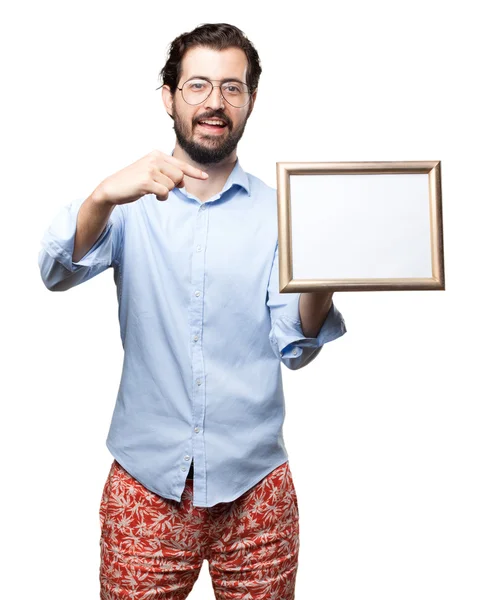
[[163, 155, 209, 180]]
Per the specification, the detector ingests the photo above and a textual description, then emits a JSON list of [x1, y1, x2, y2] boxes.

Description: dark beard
[[172, 108, 249, 166]]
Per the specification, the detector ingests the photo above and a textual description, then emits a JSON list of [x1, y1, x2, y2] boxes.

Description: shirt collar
[[169, 148, 251, 199], [221, 156, 251, 196]]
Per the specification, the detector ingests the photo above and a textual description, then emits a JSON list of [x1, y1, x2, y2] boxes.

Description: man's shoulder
[[243, 169, 277, 200]]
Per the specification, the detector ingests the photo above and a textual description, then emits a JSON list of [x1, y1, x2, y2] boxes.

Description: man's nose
[[204, 85, 225, 110]]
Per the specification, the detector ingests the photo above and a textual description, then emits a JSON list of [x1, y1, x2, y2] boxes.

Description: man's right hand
[[94, 150, 209, 206]]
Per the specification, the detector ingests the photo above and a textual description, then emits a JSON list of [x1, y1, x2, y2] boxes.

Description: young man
[[38, 23, 346, 600]]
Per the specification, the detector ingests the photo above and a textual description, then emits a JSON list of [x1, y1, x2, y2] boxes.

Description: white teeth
[[200, 120, 225, 126]]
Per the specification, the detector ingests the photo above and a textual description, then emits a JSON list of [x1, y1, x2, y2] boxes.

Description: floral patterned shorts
[[99, 459, 300, 599]]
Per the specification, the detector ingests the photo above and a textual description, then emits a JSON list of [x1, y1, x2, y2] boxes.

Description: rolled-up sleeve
[[266, 241, 347, 370], [38, 197, 125, 291]]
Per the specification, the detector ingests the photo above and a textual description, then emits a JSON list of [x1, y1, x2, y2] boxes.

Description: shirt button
[[194, 427, 200, 433], [196, 378, 202, 385], [181, 466, 187, 472], [292, 348, 298, 355], [184, 455, 190, 461], [196, 245, 202, 252], [195, 291, 201, 297], [193, 335, 199, 342], [199, 204, 206, 211]]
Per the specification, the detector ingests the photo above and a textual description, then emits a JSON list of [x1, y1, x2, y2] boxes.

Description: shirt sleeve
[[38, 197, 125, 291], [266, 241, 347, 370]]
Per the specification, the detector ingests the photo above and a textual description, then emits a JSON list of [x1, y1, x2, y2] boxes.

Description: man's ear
[[162, 85, 174, 118], [248, 88, 258, 117]]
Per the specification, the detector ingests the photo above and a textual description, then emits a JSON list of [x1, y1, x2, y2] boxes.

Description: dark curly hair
[[158, 23, 262, 95]]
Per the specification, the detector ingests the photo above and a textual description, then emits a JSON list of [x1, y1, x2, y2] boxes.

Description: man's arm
[[299, 291, 334, 338], [72, 186, 115, 263], [267, 241, 346, 370], [38, 191, 125, 292]]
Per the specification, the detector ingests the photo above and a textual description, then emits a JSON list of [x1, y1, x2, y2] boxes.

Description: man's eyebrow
[[186, 75, 246, 84]]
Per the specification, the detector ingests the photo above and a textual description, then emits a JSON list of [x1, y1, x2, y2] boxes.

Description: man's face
[[163, 46, 257, 165]]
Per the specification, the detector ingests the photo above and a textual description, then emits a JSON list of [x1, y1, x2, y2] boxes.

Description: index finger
[[163, 155, 209, 180]]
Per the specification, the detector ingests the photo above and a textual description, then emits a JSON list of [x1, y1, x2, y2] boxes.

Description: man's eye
[[225, 85, 240, 93], [191, 83, 205, 90]]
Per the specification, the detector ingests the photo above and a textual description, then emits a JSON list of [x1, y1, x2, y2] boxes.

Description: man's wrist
[[91, 183, 116, 208]]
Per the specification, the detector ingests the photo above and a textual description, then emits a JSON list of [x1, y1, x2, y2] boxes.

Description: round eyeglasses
[[167, 78, 252, 108]]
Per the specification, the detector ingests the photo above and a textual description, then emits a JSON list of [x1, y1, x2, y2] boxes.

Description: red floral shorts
[[99, 459, 300, 599]]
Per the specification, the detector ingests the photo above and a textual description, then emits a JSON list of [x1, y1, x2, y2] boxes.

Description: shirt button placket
[[187, 200, 209, 503]]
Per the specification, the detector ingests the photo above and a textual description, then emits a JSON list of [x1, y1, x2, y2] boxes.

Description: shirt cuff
[[273, 300, 347, 359], [39, 197, 116, 272]]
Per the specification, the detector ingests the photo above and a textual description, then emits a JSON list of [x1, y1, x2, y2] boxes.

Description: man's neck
[[172, 143, 237, 203]]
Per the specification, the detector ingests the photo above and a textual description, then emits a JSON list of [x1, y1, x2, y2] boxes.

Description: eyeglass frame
[[156, 77, 255, 108]]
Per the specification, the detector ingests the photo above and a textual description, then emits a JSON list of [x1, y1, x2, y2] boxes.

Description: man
[[38, 22, 346, 600]]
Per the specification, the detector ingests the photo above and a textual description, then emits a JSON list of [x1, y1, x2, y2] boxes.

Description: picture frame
[[276, 160, 445, 292]]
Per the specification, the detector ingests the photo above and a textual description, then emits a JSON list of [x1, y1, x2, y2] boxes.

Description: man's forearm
[[72, 187, 116, 263], [299, 291, 334, 338]]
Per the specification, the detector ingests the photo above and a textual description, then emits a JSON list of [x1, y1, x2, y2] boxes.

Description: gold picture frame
[[276, 160, 445, 292]]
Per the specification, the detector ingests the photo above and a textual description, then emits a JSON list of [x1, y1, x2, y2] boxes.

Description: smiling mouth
[[196, 120, 228, 132]]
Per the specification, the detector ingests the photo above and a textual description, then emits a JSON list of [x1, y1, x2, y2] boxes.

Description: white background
[[2, 1, 478, 598]]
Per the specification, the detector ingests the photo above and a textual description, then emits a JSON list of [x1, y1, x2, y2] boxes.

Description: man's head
[[159, 23, 261, 165]]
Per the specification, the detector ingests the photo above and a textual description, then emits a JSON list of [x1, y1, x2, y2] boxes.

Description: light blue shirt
[[38, 156, 347, 507]]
